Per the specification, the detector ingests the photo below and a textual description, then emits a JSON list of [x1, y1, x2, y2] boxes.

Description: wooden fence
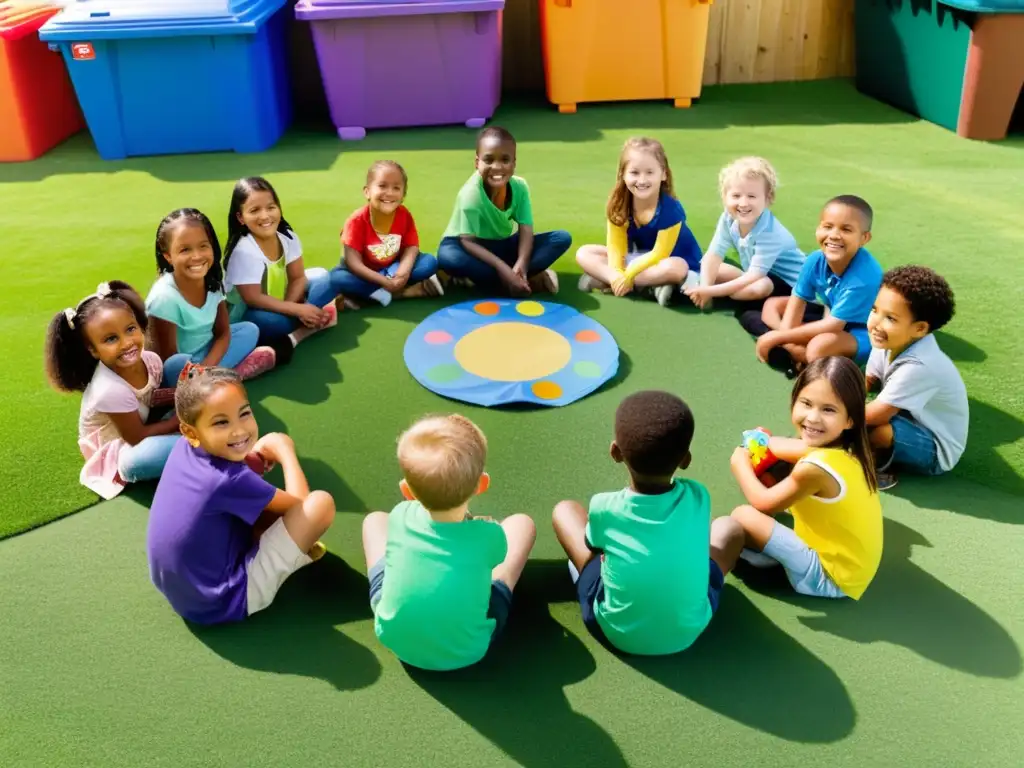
[[502, 0, 856, 92]]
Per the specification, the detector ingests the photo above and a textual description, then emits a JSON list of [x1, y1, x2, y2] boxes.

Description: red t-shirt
[[342, 205, 419, 271]]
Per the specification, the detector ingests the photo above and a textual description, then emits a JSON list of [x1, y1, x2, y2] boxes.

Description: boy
[[361, 414, 537, 672], [437, 126, 571, 296], [755, 195, 883, 376], [552, 391, 744, 656], [865, 265, 969, 490]]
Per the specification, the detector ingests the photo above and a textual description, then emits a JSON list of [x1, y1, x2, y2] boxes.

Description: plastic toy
[[742, 427, 779, 477]]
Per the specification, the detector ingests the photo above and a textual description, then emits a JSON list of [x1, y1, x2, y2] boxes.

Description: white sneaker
[[369, 287, 393, 307], [653, 284, 674, 307], [426, 274, 444, 296], [578, 274, 599, 292], [568, 560, 580, 584], [682, 271, 701, 291], [740, 548, 779, 568]]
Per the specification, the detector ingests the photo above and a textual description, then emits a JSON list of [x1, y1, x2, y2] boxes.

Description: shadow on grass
[[736, 518, 1022, 679], [947, 398, 1024, 505], [406, 561, 629, 768], [187, 554, 381, 691]]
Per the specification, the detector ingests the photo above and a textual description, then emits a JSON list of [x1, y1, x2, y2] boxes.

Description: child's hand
[[296, 303, 325, 328], [500, 263, 531, 295], [611, 274, 633, 297], [755, 332, 780, 363], [512, 259, 528, 282], [684, 285, 711, 309], [389, 271, 410, 293], [253, 432, 295, 464]]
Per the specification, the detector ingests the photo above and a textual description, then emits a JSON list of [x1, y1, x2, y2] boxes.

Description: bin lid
[[0, 2, 61, 41], [38, 0, 289, 41], [295, 0, 504, 22]]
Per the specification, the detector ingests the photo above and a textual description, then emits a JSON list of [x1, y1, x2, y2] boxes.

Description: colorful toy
[[742, 427, 779, 477]]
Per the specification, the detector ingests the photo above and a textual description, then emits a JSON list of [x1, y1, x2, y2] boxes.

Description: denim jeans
[[436, 230, 572, 288], [330, 252, 439, 299], [240, 268, 339, 340], [161, 321, 260, 386], [117, 434, 181, 483]]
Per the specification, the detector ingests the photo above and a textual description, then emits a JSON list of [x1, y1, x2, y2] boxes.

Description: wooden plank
[[754, 0, 785, 83], [704, 0, 727, 85], [721, 0, 763, 84]]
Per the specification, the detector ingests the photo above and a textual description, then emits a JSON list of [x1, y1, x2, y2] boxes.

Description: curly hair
[[154, 208, 224, 295], [614, 390, 694, 477], [719, 156, 778, 205], [882, 265, 956, 332], [175, 365, 246, 426]]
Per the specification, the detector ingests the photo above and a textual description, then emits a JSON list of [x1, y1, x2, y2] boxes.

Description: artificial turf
[[0, 81, 1021, 766]]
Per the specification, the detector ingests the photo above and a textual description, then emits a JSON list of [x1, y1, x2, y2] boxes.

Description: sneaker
[[682, 271, 701, 291], [308, 541, 328, 562], [320, 302, 338, 329], [653, 284, 675, 307], [529, 268, 559, 294], [739, 548, 780, 568], [425, 273, 444, 297], [877, 471, 899, 491], [235, 346, 276, 381], [369, 287, 393, 307], [766, 347, 796, 378]]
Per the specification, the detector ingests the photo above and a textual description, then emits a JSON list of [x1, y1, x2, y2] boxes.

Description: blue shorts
[[575, 556, 725, 651], [803, 303, 871, 364], [884, 413, 943, 476], [761, 522, 847, 599], [367, 558, 513, 642]]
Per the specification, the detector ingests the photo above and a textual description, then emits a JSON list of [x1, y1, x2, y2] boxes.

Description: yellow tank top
[[790, 448, 883, 600]]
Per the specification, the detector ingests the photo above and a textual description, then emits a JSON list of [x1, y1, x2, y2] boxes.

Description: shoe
[[766, 347, 797, 378], [320, 302, 338, 328], [425, 274, 444, 297], [682, 271, 701, 290], [308, 541, 328, 562], [369, 287, 393, 307], [877, 471, 899, 491], [737, 309, 771, 338], [235, 346, 276, 381], [266, 335, 295, 366], [653, 284, 675, 307], [739, 548, 780, 568], [529, 269, 559, 294]]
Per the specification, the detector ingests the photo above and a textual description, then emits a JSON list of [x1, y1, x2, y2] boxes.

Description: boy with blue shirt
[[552, 391, 744, 656], [361, 414, 536, 672], [756, 195, 884, 376]]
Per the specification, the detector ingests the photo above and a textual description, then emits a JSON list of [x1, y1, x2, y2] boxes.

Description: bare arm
[[703, 268, 765, 298], [150, 318, 179, 360], [866, 399, 900, 427], [394, 245, 420, 277], [200, 302, 232, 366], [515, 224, 534, 267], [255, 434, 311, 515], [731, 448, 828, 514], [865, 374, 881, 394], [236, 283, 305, 317], [282, 258, 308, 303], [107, 410, 181, 446], [767, 436, 814, 464], [459, 235, 509, 273], [771, 315, 847, 347]]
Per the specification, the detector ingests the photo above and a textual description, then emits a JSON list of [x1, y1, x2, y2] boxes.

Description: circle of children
[[44, 127, 969, 670]]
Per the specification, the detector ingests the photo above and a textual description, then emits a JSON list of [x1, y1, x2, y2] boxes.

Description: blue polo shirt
[[627, 192, 703, 270], [707, 210, 806, 286], [793, 248, 883, 327]]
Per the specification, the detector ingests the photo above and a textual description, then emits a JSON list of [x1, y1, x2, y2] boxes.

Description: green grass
[[0, 81, 1022, 766]]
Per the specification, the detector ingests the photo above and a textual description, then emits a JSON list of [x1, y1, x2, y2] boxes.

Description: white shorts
[[761, 521, 847, 599], [246, 518, 312, 615]]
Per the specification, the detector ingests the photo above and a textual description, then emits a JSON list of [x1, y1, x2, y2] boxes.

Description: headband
[[62, 282, 115, 330]]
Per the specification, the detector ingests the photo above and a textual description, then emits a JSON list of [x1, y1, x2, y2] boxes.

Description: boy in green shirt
[[437, 126, 571, 296], [362, 414, 537, 671], [553, 391, 744, 655]]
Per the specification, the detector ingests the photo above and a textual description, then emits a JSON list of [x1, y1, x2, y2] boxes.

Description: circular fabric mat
[[404, 300, 619, 407]]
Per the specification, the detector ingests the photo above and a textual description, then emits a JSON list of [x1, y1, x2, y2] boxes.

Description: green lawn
[[0, 81, 1021, 766]]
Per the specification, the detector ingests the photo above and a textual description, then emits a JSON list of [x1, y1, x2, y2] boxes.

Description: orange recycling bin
[[0, 2, 83, 162], [539, 0, 714, 113]]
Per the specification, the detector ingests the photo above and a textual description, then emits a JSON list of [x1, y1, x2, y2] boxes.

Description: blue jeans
[[886, 413, 944, 475], [436, 230, 572, 288], [330, 252, 439, 300], [161, 321, 260, 386], [117, 434, 181, 483], [241, 268, 339, 340]]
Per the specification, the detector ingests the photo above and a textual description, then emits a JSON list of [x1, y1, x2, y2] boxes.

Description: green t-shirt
[[373, 501, 508, 671], [144, 273, 224, 357], [442, 173, 534, 240], [585, 479, 713, 655]]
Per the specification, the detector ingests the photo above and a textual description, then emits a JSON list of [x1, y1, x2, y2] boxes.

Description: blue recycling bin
[[39, 0, 292, 160]]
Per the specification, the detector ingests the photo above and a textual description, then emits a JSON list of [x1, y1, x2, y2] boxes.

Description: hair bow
[[63, 308, 76, 329], [178, 361, 207, 383]]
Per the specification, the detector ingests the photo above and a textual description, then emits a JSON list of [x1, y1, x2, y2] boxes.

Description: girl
[[44, 281, 181, 499], [330, 160, 443, 308], [223, 176, 339, 352], [683, 157, 805, 323], [146, 208, 275, 386], [712, 356, 882, 600], [576, 137, 703, 307], [146, 364, 335, 624]]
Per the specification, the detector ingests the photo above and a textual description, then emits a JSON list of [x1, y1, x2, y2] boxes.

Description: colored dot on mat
[[516, 301, 544, 317], [426, 364, 463, 384], [575, 329, 601, 343], [573, 361, 602, 379], [424, 330, 453, 344], [455, 322, 571, 382], [531, 381, 563, 400], [474, 301, 500, 316]]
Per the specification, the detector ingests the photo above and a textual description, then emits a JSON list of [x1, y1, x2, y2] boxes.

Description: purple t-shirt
[[146, 439, 277, 624]]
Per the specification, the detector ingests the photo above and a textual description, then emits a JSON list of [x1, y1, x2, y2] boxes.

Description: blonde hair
[[397, 414, 487, 512], [606, 137, 675, 227], [718, 156, 778, 205]]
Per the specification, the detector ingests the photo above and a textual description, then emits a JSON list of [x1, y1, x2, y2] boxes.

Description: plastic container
[[38, 0, 293, 159], [855, 1, 1024, 140], [539, 0, 713, 113], [294, 0, 504, 140], [0, 2, 83, 162]]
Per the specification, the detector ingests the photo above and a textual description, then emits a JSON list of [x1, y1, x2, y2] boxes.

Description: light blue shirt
[[707, 210, 806, 286], [793, 247, 883, 327], [145, 273, 224, 357]]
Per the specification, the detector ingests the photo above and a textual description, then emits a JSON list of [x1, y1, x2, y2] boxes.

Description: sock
[[740, 549, 779, 568], [568, 560, 580, 584], [369, 287, 392, 307]]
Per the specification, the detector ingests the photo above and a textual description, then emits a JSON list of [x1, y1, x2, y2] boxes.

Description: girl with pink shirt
[[45, 281, 182, 499]]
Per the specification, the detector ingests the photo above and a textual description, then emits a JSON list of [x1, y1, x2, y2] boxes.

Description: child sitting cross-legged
[[362, 414, 537, 671], [552, 391, 744, 655]]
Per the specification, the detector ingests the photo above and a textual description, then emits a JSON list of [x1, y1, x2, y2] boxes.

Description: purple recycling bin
[[294, 0, 504, 140]]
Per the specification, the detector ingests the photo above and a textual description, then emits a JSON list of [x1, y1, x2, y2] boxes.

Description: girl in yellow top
[[576, 137, 703, 307], [712, 356, 882, 599]]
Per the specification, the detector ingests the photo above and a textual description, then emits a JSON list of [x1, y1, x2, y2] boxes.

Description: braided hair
[[154, 208, 224, 295]]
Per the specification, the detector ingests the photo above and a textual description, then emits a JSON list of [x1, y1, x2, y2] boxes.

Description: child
[[437, 126, 570, 296], [865, 265, 969, 489], [361, 414, 537, 671], [552, 391, 744, 655], [146, 364, 335, 624], [713, 356, 882, 600], [755, 195, 883, 375], [330, 161, 443, 309], [683, 156, 805, 320], [222, 176, 339, 352], [146, 208, 275, 386], [576, 137, 703, 307], [44, 281, 181, 499]]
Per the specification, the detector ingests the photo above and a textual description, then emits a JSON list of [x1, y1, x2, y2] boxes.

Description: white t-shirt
[[224, 231, 303, 294], [78, 351, 163, 499], [867, 334, 969, 472]]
